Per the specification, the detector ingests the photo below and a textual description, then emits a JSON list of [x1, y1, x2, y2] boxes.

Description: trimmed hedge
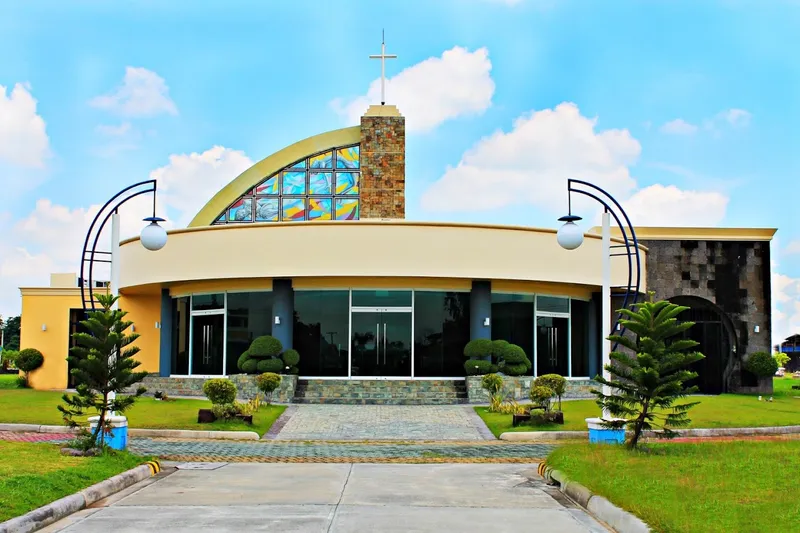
[[202, 378, 237, 405], [465, 359, 494, 376], [256, 358, 284, 374], [249, 336, 283, 359], [745, 351, 779, 378], [464, 339, 493, 359], [282, 349, 300, 367], [499, 343, 531, 376], [238, 336, 299, 375], [16, 348, 44, 373]]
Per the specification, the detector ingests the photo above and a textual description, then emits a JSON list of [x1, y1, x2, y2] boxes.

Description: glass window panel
[[216, 214, 225, 223], [335, 172, 359, 195], [290, 159, 306, 169], [255, 176, 279, 195], [282, 198, 306, 220], [414, 291, 471, 377], [537, 316, 569, 376], [255, 198, 279, 222], [226, 292, 273, 375], [309, 151, 333, 169], [192, 293, 225, 311], [172, 297, 190, 374], [307, 198, 332, 221], [294, 290, 349, 377], [191, 314, 225, 375], [228, 198, 252, 222], [570, 299, 590, 377], [336, 146, 360, 169], [352, 290, 412, 307], [335, 198, 359, 220], [491, 293, 534, 365], [282, 172, 306, 195], [537, 295, 570, 314], [309, 172, 333, 195]]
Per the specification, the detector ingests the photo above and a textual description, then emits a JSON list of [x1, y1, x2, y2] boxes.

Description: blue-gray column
[[588, 292, 600, 379], [159, 288, 172, 377], [272, 279, 294, 350], [470, 280, 492, 340]]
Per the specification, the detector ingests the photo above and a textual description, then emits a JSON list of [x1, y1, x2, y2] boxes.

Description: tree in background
[[2, 316, 21, 352], [58, 294, 148, 449], [773, 352, 790, 369], [593, 294, 705, 449]]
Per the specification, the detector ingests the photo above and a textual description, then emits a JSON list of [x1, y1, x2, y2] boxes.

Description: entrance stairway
[[293, 379, 469, 405]]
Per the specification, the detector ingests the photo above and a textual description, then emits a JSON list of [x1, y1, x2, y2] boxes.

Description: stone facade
[[136, 374, 298, 403], [359, 105, 405, 219], [643, 239, 772, 393], [465, 375, 597, 403]]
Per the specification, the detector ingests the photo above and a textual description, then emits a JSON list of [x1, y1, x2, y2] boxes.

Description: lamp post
[[79, 180, 167, 426], [556, 179, 642, 436]]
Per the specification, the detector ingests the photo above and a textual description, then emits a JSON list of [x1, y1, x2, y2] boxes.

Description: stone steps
[[293, 379, 468, 405]]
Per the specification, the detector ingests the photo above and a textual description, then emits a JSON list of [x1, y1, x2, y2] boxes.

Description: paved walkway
[[270, 405, 490, 441], [43, 463, 609, 532]]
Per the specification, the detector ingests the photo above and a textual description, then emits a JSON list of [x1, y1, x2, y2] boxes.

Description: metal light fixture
[[557, 214, 584, 250], [140, 217, 168, 251]]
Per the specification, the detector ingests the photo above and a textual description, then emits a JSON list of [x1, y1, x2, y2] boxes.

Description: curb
[[0, 461, 162, 533], [0, 424, 259, 441], [501, 425, 800, 441], [537, 462, 650, 533]]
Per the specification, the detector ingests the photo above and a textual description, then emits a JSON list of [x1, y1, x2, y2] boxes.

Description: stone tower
[[359, 105, 406, 219]]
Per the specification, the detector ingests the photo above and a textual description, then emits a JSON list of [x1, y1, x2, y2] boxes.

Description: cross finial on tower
[[369, 29, 397, 105]]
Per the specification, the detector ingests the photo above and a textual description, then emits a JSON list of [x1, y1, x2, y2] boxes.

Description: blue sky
[[0, 0, 798, 340]]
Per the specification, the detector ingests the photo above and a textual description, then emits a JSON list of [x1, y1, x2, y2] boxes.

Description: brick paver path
[[272, 405, 487, 441], [0, 431, 72, 443]]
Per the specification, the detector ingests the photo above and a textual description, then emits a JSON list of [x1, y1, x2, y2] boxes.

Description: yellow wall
[[20, 289, 83, 390], [118, 293, 162, 374]]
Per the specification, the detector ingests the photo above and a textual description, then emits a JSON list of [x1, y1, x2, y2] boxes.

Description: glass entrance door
[[351, 311, 412, 378], [191, 314, 225, 375]]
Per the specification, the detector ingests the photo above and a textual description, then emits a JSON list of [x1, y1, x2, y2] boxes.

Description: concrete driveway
[[44, 463, 608, 532]]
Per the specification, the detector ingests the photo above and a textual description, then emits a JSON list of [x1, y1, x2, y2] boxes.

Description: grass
[[0, 382, 286, 437], [0, 373, 20, 389], [547, 440, 800, 533], [0, 440, 147, 522], [477, 377, 800, 437]]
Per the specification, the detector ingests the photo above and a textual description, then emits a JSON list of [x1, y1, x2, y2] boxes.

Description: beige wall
[[120, 221, 647, 292]]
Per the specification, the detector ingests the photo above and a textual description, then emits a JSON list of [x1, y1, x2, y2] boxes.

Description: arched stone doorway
[[669, 296, 738, 394]]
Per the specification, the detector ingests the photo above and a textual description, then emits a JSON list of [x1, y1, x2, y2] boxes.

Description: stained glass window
[[213, 144, 360, 224]]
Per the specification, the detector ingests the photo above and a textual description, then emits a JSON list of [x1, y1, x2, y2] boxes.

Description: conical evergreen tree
[[58, 294, 148, 449], [593, 293, 705, 449]]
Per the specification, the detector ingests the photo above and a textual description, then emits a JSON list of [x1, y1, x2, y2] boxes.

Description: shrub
[[241, 358, 258, 374], [16, 348, 44, 387], [499, 344, 531, 376], [202, 378, 237, 405], [282, 349, 300, 367], [286, 365, 299, 375], [256, 372, 282, 404], [534, 374, 567, 411], [236, 350, 250, 372], [773, 352, 790, 369], [15, 376, 27, 389], [481, 373, 504, 395], [249, 336, 283, 359], [464, 359, 493, 375], [211, 403, 242, 420], [256, 358, 284, 374], [464, 339, 493, 359], [745, 351, 778, 378], [530, 385, 554, 411]]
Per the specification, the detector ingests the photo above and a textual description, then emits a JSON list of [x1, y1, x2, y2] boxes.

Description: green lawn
[[0, 440, 147, 522], [547, 440, 800, 533], [0, 373, 19, 389], [477, 377, 800, 437], [0, 385, 285, 437]]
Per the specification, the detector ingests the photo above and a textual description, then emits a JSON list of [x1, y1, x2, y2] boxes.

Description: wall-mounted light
[[754, 325, 760, 333], [131, 325, 136, 333], [41, 324, 47, 332], [275, 316, 281, 325], [483, 317, 491, 327], [155, 322, 161, 329]]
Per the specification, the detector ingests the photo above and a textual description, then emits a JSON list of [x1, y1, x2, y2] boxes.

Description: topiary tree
[[202, 378, 237, 404], [745, 351, 779, 377], [282, 349, 300, 374], [256, 372, 282, 404], [464, 359, 493, 376], [463, 339, 495, 375], [593, 294, 705, 449], [237, 336, 284, 374], [530, 385, 554, 412], [534, 374, 567, 411], [256, 358, 284, 374], [249, 336, 283, 359], [499, 344, 531, 376], [16, 348, 44, 387]]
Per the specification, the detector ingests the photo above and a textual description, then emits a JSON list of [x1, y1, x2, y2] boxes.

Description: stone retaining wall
[[135, 374, 297, 403], [465, 375, 597, 403]]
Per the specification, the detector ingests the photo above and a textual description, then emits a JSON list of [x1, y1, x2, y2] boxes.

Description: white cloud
[[90, 67, 178, 117], [331, 46, 494, 133], [785, 241, 800, 255], [0, 83, 50, 168], [660, 119, 698, 135], [718, 108, 751, 128], [773, 273, 800, 345], [420, 102, 640, 212], [621, 184, 729, 226], [96, 122, 132, 136], [149, 146, 254, 227]]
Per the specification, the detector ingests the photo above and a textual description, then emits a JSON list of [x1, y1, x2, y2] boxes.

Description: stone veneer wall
[[465, 376, 597, 403], [359, 105, 405, 219], [643, 239, 772, 393], [135, 374, 297, 403]]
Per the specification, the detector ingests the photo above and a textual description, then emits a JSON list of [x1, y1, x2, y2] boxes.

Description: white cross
[[369, 30, 397, 105]]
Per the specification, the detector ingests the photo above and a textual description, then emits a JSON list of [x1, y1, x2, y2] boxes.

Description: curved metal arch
[[79, 180, 158, 311], [565, 179, 643, 348]]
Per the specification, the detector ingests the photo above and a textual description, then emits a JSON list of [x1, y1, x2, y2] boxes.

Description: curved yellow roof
[[188, 126, 361, 227]]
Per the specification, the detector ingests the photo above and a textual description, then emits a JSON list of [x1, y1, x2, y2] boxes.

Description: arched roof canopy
[[189, 126, 360, 227]]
